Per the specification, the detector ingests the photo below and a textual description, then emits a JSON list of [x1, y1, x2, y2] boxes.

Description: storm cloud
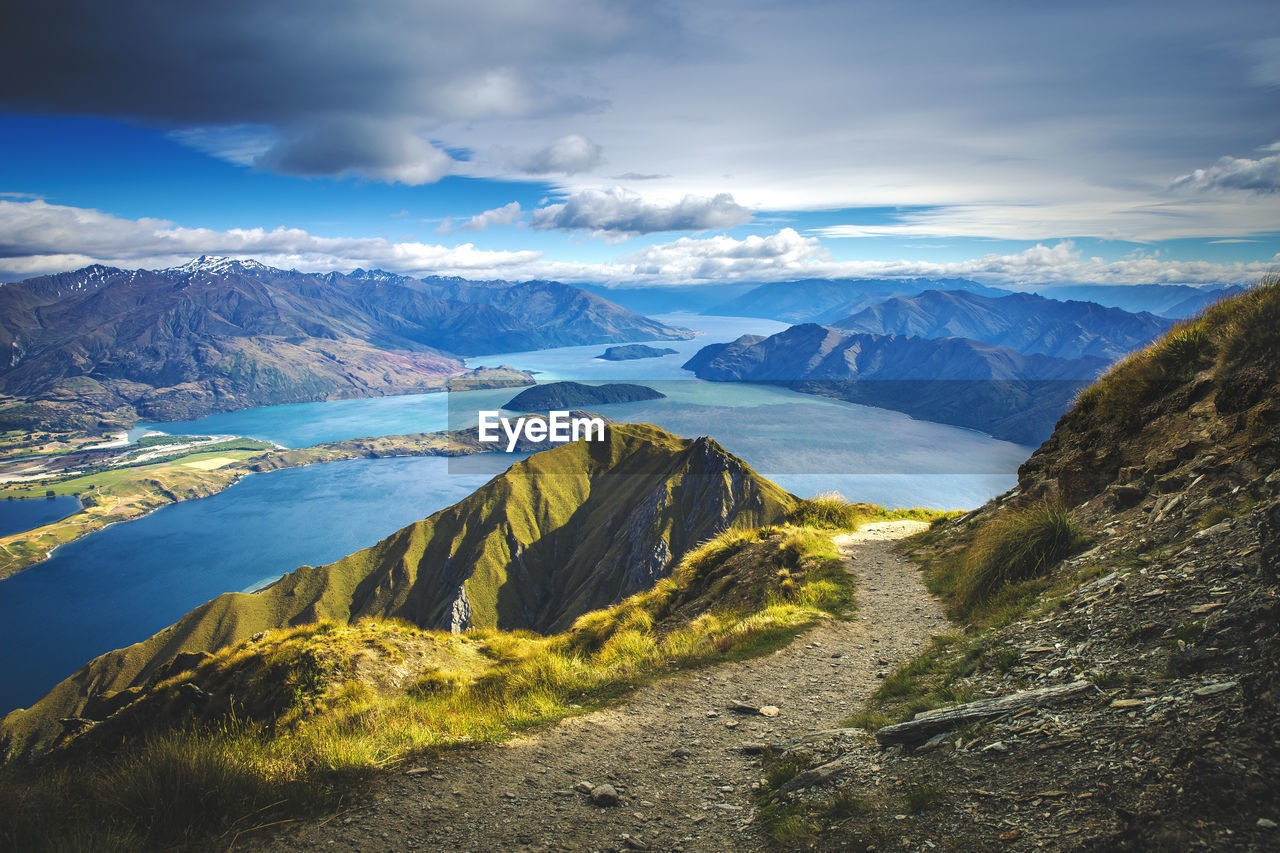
[[1, 0, 665, 183]]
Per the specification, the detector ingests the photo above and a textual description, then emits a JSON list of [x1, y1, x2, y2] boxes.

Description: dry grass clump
[[947, 502, 1086, 615]]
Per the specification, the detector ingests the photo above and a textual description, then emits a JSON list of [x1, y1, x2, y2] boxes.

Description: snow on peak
[[168, 256, 274, 276]]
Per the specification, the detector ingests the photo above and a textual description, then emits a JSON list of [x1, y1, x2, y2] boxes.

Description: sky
[[1, 0, 1278, 288]]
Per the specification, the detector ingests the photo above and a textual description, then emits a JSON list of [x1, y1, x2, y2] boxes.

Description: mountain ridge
[[705, 277, 1009, 324], [833, 288, 1172, 360], [0, 423, 794, 758], [683, 324, 1105, 443], [0, 258, 690, 429]]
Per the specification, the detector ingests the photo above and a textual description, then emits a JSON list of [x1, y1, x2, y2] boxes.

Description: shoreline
[[0, 430, 522, 581]]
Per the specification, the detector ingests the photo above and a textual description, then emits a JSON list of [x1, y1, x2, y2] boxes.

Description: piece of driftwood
[[875, 680, 1095, 746]]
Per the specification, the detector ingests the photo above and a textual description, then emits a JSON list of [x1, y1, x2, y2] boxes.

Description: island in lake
[[504, 381, 666, 411], [597, 344, 679, 361]]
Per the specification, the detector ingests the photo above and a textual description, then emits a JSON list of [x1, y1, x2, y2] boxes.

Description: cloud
[[621, 228, 823, 279], [1, 200, 1274, 289], [4, 2, 1278, 244], [530, 188, 752, 237], [1, 1, 663, 180], [611, 233, 1279, 287], [437, 202, 524, 234], [1170, 146, 1280, 194], [255, 118, 455, 185], [508, 134, 603, 175], [0, 199, 541, 280]]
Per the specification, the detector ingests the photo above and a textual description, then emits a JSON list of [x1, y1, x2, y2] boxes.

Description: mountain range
[[0, 423, 793, 757], [833, 289, 1173, 361], [684, 324, 1107, 444], [704, 277, 1011, 324], [0, 258, 691, 429], [1030, 283, 1245, 318]]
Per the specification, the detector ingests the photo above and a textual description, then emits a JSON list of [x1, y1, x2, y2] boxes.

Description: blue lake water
[[2, 313, 1034, 712], [0, 495, 80, 537], [0, 458, 496, 713], [144, 313, 1030, 507]]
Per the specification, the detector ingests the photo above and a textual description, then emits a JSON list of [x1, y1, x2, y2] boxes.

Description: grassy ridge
[[0, 502, 923, 852], [1074, 272, 1279, 423], [0, 424, 795, 759]]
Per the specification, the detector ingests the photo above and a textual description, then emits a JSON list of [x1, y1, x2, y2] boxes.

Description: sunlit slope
[[2, 423, 794, 757]]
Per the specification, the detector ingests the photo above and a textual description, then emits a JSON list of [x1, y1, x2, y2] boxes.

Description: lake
[[0, 458, 495, 713], [2, 313, 1031, 712], [0, 494, 80, 537]]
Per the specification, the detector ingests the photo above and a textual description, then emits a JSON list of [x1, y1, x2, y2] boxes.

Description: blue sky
[[1, 1, 1278, 287]]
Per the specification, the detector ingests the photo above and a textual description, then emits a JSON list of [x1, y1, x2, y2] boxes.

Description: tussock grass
[[932, 502, 1085, 617], [1075, 273, 1280, 422]]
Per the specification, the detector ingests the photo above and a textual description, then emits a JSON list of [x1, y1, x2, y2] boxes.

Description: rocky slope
[[0, 258, 689, 428], [684, 324, 1106, 444], [834, 289, 1172, 361], [764, 277, 1280, 850], [0, 423, 794, 759]]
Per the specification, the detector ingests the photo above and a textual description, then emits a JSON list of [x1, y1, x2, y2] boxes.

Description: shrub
[[953, 502, 1085, 613]]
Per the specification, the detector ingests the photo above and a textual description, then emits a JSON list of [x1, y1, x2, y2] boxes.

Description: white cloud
[[1170, 145, 1280, 194], [437, 202, 524, 234], [0, 200, 541, 280], [1, 201, 1274, 288], [530, 188, 752, 238], [507, 134, 604, 175]]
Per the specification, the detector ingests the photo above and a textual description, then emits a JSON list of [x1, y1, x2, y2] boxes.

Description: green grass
[[786, 492, 948, 530], [0, 447, 265, 499], [0, 518, 877, 852]]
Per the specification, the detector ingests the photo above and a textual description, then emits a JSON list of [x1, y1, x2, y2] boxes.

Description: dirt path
[[248, 521, 949, 853]]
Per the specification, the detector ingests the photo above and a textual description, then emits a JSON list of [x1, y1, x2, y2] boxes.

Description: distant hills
[[833, 289, 1172, 361], [684, 324, 1106, 444], [0, 423, 793, 757], [704, 277, 1010, 323], [577, 283, 759, 315], [1030, 283, 1245, 318], [0, 258, 691, 429]]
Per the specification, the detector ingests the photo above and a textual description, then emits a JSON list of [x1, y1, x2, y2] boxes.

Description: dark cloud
[[530, 188, 751, 237], [2, 1, 666, 122], [1, 1, 671, 181]]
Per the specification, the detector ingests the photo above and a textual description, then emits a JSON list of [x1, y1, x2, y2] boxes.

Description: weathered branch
[[875, 680, 1095, 746]]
